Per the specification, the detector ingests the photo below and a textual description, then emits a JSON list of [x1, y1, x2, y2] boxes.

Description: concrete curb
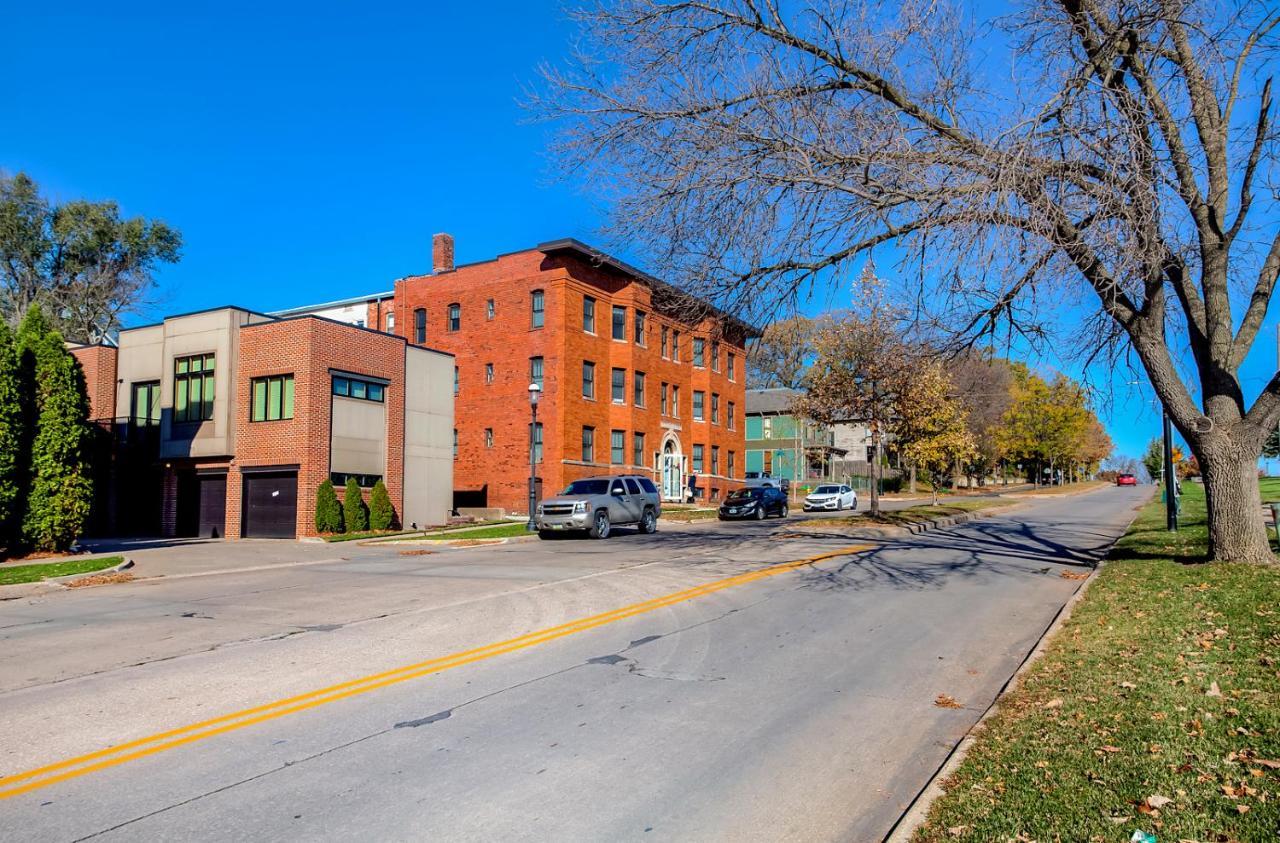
[[0, 557, 134, 600], [882, 499, 1146, 843]]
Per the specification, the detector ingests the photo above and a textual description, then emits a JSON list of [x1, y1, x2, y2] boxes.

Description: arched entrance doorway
[[660, 434, 686, 502]]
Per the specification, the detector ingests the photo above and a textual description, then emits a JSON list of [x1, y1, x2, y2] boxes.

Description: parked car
[[803, 484, 858, 512], [1116, 473, 1138, 486], [718, 486, 790, 520], [743, 472, 791, 493], [535, 475, 661, 539]]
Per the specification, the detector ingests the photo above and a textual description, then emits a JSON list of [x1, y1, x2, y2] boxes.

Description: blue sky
[[4, 1, 1275, 461]]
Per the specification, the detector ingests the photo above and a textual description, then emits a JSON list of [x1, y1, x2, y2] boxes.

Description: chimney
[[432, 232, 454, 274]]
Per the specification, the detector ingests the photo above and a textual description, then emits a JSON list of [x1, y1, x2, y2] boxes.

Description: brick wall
[[70, 344, 119, 422], [232, 318, 408, 538], [393, 244, 748, 511]]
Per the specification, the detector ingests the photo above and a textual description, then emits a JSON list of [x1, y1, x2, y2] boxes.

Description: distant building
[[72, 307, 454, 539], [744, 388, 847, 490], [271, 291, 395, 333]]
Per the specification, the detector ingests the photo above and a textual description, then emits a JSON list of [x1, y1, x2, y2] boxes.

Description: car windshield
[[726, 488, 762, 501], [561, 479, 610, 496], [813, 486, 840, 494]]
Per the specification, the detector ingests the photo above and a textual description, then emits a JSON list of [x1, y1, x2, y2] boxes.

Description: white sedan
[[803, 484, 858, 512]]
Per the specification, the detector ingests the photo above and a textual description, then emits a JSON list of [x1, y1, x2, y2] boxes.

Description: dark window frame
[[582, 296, 596, 333], [414, 308, 427, 344], [447, 302, 461, 332], [174, 353, 215, 423], [582, 360, 596, 399], [611, 305, 626, 341], [611, 367, 626, 404], [531, 290, 545, 328], [250, 373, 295, 422], [332, 374, 386, 403], [131, 380, 161, 428], [610, 429, 625, 465], [530, 356, 544, 390], [581, 425, 595, 462]]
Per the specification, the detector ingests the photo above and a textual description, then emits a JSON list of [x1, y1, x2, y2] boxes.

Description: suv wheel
[[779, 503, 789, 518], [639, 508, 657, 534], [589, 510, 611, 539]]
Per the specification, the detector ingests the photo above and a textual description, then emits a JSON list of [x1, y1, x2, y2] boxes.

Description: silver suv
[[535, 475, 662, 539]]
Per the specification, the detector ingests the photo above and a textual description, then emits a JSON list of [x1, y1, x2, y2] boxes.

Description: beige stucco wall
[[115, 308, 270, 460], [402, 346, 454, 527]]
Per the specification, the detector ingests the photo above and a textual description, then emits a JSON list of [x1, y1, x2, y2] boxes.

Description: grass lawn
[[415, 522, 533, 541], [806, 498, 1016, 529], [912, 482, 1280, 842], [663, 508, 719, 522], [0, 556, 125, 586]]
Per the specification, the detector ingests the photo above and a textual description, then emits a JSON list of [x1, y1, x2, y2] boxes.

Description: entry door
[[661, 454, 683, 501], [242, 471, 298, 538], [198, 474, 227, 538]]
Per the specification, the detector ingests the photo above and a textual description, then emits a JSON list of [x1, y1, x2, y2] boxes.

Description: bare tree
[[536, 0, 1280, 562], [747, 314, 822, 388]]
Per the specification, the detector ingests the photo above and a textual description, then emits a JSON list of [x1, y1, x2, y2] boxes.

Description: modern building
[[744, 388, 848, 491], [280, 234, 755, 510], [71, 307, 454, 539]]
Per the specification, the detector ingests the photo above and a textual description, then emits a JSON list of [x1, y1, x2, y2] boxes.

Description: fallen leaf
[[946, 826, 967, 837], [1236, 804, 1250, 814], [935, 694, 963, 709], [1207, 681, 1222, 697], [1043, 698, 1064, 709], [1120, 681, 1137, 689], [1098, 745, 1122, 753], [1254, 758, 1280, 769], [1145, 794, 1174, 809]]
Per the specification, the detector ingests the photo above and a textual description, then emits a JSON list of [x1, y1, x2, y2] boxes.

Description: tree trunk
[[1197, 438, 1274, 564], [909, 463, 917, 494]]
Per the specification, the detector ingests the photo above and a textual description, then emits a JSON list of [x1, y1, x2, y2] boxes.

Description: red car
[[1116, 473, 1137, 486]]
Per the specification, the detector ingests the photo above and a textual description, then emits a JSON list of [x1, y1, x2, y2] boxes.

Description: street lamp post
[[526, 382, 541, 532]]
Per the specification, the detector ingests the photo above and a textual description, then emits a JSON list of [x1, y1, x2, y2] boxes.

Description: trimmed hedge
[[369, 479, 394, 531], [315, 479, 343, 533], [343, 478, 368, 533]]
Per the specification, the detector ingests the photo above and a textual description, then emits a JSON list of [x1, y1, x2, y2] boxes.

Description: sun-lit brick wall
[[70, 344, 119, 422], [393, 243, 748, 511], [231, 317, 408, 538]]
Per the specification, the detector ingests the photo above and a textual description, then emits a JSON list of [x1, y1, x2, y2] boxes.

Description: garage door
[[242, 471, 298, 539]]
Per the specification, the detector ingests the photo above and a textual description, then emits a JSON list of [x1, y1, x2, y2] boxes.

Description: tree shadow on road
[[794, 515, 1116, 595]]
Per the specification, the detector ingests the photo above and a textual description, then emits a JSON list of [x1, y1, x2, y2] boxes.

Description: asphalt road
[[0, 485, 1149, 841]]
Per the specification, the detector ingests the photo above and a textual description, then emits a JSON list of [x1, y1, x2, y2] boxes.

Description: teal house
[[744, 388, 848, 492]]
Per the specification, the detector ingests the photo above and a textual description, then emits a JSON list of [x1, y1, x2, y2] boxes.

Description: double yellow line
[[0, 545, 868, 800]]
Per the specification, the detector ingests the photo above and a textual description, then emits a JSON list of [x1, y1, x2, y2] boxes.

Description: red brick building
[[389, 235, 754, 511], [74, 307, 454, 539]]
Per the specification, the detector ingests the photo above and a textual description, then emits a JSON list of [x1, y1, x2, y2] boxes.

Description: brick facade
[[393, 240, 751, 511], [230, 318, 410, 539], [70, 344, 119, 422]]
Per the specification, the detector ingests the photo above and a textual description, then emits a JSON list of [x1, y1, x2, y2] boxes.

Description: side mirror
[[611, 487, 625, 496]]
